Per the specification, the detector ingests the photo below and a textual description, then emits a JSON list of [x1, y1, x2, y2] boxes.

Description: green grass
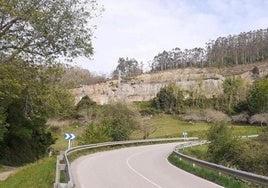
[[0, 165, 3, 173], [131, 114, 263, 139], [231, 125, 262, 136], [168, 154, 249, 188], [50, 122, 87, 152], [180, 144, 208, 160], [0, 157, 55, 188], [131, 114, 210, 139]]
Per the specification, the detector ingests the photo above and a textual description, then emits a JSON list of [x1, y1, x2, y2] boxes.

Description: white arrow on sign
[[70, 133, 76, 140], [64, 133, 76, 140], [64, 133, 70, 140]]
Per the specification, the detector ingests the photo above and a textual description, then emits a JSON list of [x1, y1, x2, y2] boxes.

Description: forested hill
[[71, 62, 268, 105], [149, 28, 268, 72], [111, 28, 268, 77], [68, 28, 268, 105]]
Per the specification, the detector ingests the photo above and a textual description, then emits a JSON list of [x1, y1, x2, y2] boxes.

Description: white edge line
[[126, 152, 163, 188]]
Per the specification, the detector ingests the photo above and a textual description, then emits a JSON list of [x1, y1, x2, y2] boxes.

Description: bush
[[248, 78, 268, 114], [80, 123, 112, 144], [80, 102, 141, 143], [231, 113, 249, 124], [249, 113, 268, 126], [181, 109, 230, 123], [133, 101, 160, 115], [152, 83, 185, 114], [206, 122, 242, 166]]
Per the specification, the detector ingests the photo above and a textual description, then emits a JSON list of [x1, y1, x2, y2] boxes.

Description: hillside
[[71, 62, 268, 104]]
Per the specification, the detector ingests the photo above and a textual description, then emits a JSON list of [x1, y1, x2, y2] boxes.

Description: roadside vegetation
[[168, 154, 249, 188], [180, 124, 268, 177], [0, 157, 55, 188]]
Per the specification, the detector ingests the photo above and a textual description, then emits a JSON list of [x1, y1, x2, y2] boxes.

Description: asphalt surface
[[71, 142, 223, 188]]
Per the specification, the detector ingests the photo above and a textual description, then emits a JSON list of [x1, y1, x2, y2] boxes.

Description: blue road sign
[[64, 133, 70, 140], [70, 133, 76, 140], [64, 133, 76, 140]]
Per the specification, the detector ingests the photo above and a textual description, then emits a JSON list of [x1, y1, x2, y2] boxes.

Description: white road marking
[[126, 151, 163, 188]]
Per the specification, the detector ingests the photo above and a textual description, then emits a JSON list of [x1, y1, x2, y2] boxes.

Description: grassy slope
[[0, 157, 55, 188], [0, 114, 264, 188], [131, 114, 263, 139]]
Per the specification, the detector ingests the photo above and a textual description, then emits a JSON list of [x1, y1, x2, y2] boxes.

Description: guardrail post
[[54, 155, 62, 188]]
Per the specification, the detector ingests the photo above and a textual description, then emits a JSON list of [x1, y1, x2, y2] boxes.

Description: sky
[[73, 0, 268, 75]]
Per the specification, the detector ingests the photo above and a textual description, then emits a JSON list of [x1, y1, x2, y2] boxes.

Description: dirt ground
[[0, 166, 19, 181]]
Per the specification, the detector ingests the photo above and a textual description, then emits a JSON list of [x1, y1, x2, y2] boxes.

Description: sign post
[[64, 133, 76, 149], [182, 131, 188, 140]]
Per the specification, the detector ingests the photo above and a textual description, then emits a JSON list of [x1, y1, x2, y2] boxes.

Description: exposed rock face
[[71, 62, 268, 104]]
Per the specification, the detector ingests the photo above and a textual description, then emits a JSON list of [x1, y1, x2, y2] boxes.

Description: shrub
[[248, 78, 268, 114], [206, 122, 242, 166], [231, 113, 249, 124], [80, 123, 112, 144], [181, 109, 231, 123], [152, 83, 185, 114], [249, 113, 268, 126], [80, 102, 141, 143]]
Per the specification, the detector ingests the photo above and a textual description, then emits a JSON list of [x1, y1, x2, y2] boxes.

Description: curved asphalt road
[[71, 142, 223, 188]]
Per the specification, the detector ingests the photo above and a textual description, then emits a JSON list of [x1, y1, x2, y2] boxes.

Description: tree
[[152, 83, 185, 114], [248, 78, 268, 114], [60, 65, 92, 88], [114, 57, 142, 78], [206, 122, 242, 166], [76, 95, 96, 120], [80, 103, 141, 143], [249, 113, 268, 126], [0, 108, 8, 143], [0, 0, 99, 63], [0, 0, 99, 164], [220, 78, 248, 114], [101, 103, 140, 141], [0, 61, 75, 164]]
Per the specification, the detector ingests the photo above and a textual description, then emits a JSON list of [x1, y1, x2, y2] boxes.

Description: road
[[71, 142, 223, 188]]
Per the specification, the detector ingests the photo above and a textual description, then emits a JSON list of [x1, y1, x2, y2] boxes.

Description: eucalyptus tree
[[206, 28, 268, 66], [114, 57, 142, 78]]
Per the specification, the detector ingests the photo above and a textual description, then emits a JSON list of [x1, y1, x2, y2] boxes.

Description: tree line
[[114, 28, 268, 76]]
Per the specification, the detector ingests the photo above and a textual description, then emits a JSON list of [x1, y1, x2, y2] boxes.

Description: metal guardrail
[[53, 137, 198, 188], [173, 141, 268, 186], [54, 136, 268, 187]]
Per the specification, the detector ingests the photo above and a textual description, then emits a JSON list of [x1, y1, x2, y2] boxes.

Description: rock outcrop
[[71, 62, 268, 104]]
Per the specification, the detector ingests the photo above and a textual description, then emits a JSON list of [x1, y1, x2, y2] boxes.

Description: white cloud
[[73, 0, 268, 74]]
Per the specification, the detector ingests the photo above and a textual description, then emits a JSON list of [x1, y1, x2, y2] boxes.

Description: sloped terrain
[[71, 62, 268, 104]]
